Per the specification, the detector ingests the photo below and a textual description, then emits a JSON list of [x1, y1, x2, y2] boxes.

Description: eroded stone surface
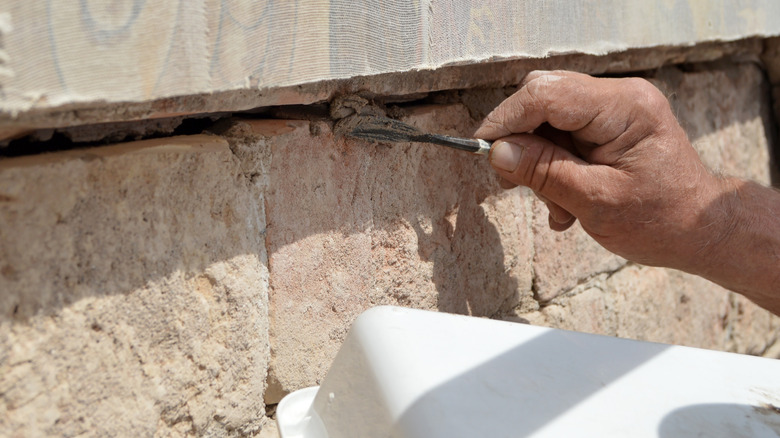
[[515, 265, 780, 358], [530, 199, 626, 302], [515, 266, 728, 347], [0, 39, 765, 141], [263, 104, 535, 402], [0, 136, 270, 436], [656, 63, 774, 182]]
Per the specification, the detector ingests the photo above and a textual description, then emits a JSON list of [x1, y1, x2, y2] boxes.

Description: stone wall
[[1, 57, 780, 436]]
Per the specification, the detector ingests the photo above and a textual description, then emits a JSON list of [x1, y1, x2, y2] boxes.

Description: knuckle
[[625, 78, 669, 112], [483, 113, 510, 133], [623, 76, 654, 93], [620, 77, 673, 131], [522, 77, 560, 114], [525, 75, 557, 101], [523, 70, 545, 83], [523, 69, 563, 85]]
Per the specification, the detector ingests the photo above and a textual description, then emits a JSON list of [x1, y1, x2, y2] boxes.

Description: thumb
[[489, 134, 606, 218]]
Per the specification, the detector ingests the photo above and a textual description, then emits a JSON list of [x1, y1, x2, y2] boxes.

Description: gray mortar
[[329, 94, 387, 120]]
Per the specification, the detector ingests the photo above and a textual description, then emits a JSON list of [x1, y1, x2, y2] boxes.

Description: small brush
[[340, 115, 492, 155]]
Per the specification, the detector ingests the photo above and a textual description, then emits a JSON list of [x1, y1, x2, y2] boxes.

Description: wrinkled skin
[[475, 70, 780, 314]]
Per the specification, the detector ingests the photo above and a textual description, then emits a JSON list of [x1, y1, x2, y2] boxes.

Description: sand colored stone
[[530, 199, 626, 302], [516, 266, 727, 346], [262, 104, 535, 402], [654, 63, 774, 181], [516, 265, 780, 356], [0, 136, 270, 436]]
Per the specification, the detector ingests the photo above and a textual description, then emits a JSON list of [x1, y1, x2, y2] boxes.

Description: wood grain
[[1, 0, 779, 133]]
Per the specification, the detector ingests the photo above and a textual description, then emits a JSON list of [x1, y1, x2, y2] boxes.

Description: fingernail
[[490, 141, 522, 172]]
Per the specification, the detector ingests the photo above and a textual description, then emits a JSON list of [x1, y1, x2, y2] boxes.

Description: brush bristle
[[340, 115, 422, 143]]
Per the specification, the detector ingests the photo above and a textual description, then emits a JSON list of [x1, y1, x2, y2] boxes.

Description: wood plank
[[1, 0, 780, 134]]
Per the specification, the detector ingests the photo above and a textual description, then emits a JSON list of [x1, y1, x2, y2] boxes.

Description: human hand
[[474, 70, 727, 273]]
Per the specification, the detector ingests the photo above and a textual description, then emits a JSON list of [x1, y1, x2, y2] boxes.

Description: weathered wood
[[1, 0, 780, 135]]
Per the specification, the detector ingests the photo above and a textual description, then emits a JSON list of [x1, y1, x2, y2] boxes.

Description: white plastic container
[[277, 306, 780, 437]]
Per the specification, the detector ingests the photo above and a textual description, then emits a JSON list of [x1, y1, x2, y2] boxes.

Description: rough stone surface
[[516, 266, 726, 345], [263, 104, 535, 402], [258, 419, 279, 438], [515, 265, 780, 357], [0, 136, 270, 436], [530, 199, 626, 302], [655, 63, 775, 182], [58, 115, 187, 143]]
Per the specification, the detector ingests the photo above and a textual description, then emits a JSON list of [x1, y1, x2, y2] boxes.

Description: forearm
[[690, 178, 780, 314]]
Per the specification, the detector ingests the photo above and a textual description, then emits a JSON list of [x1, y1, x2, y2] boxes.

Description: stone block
[[515, 265, 780, 356], [530, 198, 626, 302], [654, 63, 774, 184], [0, 135, 270, 436], [608, 266, 731, 349], [261, 104, 535, 401]]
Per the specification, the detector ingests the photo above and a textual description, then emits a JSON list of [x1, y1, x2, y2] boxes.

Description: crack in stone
[[534, 261, 634, 307]]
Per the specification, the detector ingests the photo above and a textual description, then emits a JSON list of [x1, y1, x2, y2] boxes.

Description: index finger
[[474, 71, 608, 140]]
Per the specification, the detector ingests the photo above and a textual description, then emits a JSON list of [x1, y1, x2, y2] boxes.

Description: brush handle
[[419, 134, 493, 155], [343, 115, 493, 155]]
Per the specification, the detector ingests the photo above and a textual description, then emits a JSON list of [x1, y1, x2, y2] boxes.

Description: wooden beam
[[2, 1, 780, 134]]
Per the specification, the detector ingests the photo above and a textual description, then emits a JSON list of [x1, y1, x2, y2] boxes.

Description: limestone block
[[655, 63, 774, 184], [0, 136, 270, 436], [530, 198, 626, 302], [725, 293, 780, 357], [262, 104, 535, 401], [609, 267, 732, 349], [615, 268, 780, 358]]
